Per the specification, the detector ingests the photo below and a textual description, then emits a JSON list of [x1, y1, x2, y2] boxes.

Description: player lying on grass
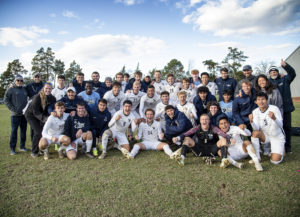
[[99, 100, 138, 159], [174, 113, 230, 167], [250, 92, 285, 165], [218, 116, 263, 171], [60, 102, 93, 160], [39, 102, 69, 160], [126, 108, 175, 159]]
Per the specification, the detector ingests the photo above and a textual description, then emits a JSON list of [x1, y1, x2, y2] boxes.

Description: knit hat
[[268, 66, 279, 73], [14, 74, 24, 82], [243, 65, 252, 71]]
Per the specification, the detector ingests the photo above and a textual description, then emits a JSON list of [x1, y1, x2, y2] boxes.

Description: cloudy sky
[[0, 0, 299, 80]]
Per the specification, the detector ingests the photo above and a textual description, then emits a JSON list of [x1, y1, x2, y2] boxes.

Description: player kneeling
[[39, 102, 69, 160], [60, 102, 93, 160], [127, 108, 174, 159], [250, 92, 285, 165], [218, 116, 263, 171]]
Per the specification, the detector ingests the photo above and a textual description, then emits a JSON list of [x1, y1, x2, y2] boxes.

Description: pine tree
[[53, 59, 65, 86], [162, 59, 186, 80], [31, 47, 55, 81], [65, 60, 82, 84]]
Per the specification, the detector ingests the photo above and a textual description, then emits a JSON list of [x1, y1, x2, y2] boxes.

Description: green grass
[[0, 104, 300, 217]]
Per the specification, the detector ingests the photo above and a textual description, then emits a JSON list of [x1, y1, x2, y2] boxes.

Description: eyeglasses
[[16, 80, 23, 82]]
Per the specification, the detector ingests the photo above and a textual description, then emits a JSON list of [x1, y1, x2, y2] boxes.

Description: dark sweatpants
[[9, 115, 27, 151], [25, 115, 44, 154], [283, 112, 292, 152]]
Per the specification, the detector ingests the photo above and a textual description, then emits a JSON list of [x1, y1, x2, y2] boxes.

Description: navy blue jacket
[[193, 93, 217, 121], [232, 88, 257, 125], [125, 78, 148, 93], [55, 95, 86, 114], [215, 77, 237, 101], [90, 108, 111, 137], [208, 110, 227, 127], [26, 82, 43, 99], [96, 84, 112, 98], [63, 113, 91, 141], [164, 109, 193, 141], [72, 80, 86, 94], [269, 63, 296, 113], [91, 81, 104, 92]]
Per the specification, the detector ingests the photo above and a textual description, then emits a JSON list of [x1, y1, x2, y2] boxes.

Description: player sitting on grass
[[174, 113, 230, 167], [99, 100, 138, 159], [218, 116, 263, 171], [60, 102, 93, 160], [250, 92, 285, 165], [127, 108, 174, 159], [39, 102, 69, 160]]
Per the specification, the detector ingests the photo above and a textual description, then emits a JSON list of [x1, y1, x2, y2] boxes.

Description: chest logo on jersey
[[74, 120, 85, 129]]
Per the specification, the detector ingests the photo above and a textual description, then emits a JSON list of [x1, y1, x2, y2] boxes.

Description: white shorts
[[262, 134, 285, 156], [66, 137, 84, 152], [141, 140, 161, 150], [228, 143, 248, 161], [43, 135, 64, 146], [111, 130, 128, 146]]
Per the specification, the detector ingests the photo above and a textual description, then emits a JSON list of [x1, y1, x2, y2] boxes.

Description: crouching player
[[61, 102, 93, 160], [250, 92, 285, 164], [127, 108, 174, 159], [39, 102, 69, 160], [99, 100, 138, 159], [218, 116, 263, 171], [175, 113, 230, 167]]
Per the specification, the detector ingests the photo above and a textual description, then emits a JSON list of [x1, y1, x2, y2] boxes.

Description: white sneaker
[[127, 154, 134, 159], [254, 162, 263, 172], [220, 158, 230, 169], [121, 148, 129, 158], [98, 151, 107, 159]]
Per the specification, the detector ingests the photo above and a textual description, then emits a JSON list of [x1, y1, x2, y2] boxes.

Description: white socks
[[130, 144, 140, 157], [251, 137, 261, 160], [101, 131, 110, 152], [86, 140, 93, 153], [246, 144, 259, 164], [163, 145, 173, 156]]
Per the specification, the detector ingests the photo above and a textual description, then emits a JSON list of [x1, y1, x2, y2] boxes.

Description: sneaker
[[19, 148, 28, 152], [85, 153, 94, 159], [121, 148, 130, 158], [43, 152, 49, 160], [93, 148, 98, 157], [10, 150, 17, 155], [54, 144, 59, 151], [254, 162, 263, 172], [170, 152, 177, 159], [98, 143, 103, 151], [31, 153, 38, 158], [58, 149, 64, 159], [127, 154, 134, 159], [98, 151, 107, 159], [172, 148, 182, 159], [220, 158, 230, 169], [177, 157, 185, 166]]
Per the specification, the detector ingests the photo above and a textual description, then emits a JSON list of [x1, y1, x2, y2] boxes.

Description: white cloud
[[57, 30, 69, 35], [62, 10, 78, 18], [38, 39, 56, 44], [198, 41, 240, 48], [0, 26, 49, 47], [49, 13, 56, 18], [182, 0, 300, 36], [190, 0, 202, 6], [115, 0, 144, 6]]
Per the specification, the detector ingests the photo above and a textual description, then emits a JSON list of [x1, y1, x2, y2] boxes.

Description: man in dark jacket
[[97, 77, 112, 98], [71, 72, 86, 94], [4, 75, 29, 155], [26, 73, 43, 99], [232, 80, 257, 131], [215, 67, 237, 101], [269, 60, 296, 153], [164, 105, 193, 144], [125, 71, 148, 93], [193, 86, 217, 122], [90, 99, 112, 157], [90, 71, 103, 92], [234, 65, 257, 97]]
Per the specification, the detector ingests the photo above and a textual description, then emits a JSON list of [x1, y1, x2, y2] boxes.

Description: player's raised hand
[[281, 59, 287, 67], [269, 111, 276, 120], [115, 114, 122, 121]]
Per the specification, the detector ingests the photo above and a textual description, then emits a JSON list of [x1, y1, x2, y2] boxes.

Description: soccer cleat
[[235, 162, 243, 169], [43, 151, 49, 160], [54, 144, 59, 151], [170, 152, 177, 159], [98, 151, 107, 159], [98, 143, 103, 151], [127, 154, 134, 159], [254, 162, 263, 172], [85, 153, 94, 159], [93, 148, 98, 157], [121, 148, 130, 158], [172, 148, 182, 159], [220, 158, 230, 169], [19, 148, 28, 152], [176, 157, 185, 166], [10, 150, 17, 155]]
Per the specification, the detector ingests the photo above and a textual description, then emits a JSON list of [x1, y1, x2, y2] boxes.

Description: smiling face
[[219, 118, 230, 133], [112, 85, 121, 96], [269, 70, 279, 79], [43, 84, 52, 95], [92, 73, 99, 83], [123, 103, 132, 115], [167, 76, 175, 85], [199, 92, 208, 100], [166, 108, 175, 119], [201, 74, 209, 85], [161, 94, 169, 104], [76, 75, 84, 84], [76, 105, 86, 117], [209, 105, 218, 116], [85, 83, 93, 95], [154, 71, 161, 81], [220, 70, 228, 79], [182, 80, 189, 89], [98, 101, 107, 112], [67, 90, 76, 100], [241, 82, 251, 95], [55, 105, 65, 117], [147, 87, 155, 98], [243, 69, 252, 78], [256, 96, 268, 110], [200, 115, 210, 130], [145, 110, 154, 123], [258, 77, 267, 89], [178, 93, 187, 105], [133, 83, 141, 94]]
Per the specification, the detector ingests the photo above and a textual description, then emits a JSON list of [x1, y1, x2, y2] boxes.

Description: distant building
[[286, 45, 300, 98]]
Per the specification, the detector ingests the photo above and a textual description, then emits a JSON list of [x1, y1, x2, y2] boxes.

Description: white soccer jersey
[[197, 82, 218, 96], [103, 90, 125, 113], [137, 120, 162, 141], [223, 126, 251, 145], [124, 91, 145, 110], [164, 83, 181, 102], [42, 113, 69, 140], [139, 94, 161, 118], [109, 110, 137, 133], [181, 88, 197, 103], [251, 105, 284, 137], [153, 80, 168, 94], [176, 102, 197, 126], [121, 81, 127, 92], [155, 100, 175, 131], [51, 87, 67, 101]]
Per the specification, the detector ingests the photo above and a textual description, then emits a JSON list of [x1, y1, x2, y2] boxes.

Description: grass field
[[0, 104, 299, 217]]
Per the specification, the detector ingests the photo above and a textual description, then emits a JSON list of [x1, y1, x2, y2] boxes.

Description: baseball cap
[[67, 87, 76, 92], [243, 65, 252, 71], [268, 66, 279, 73]]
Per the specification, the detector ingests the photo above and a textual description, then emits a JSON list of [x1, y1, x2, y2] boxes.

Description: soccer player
[[127, 109, 174, 159], [51, 75, 67, 101], [164, 73, 180, 103], [39, 102, 69, 160], [250, 92, 285, 164], [218, 116, 263, 171], [175, 113, 229, 167], [61, 102, 93, 160], [97, 77, 112, 98], [123, 81, 145, 119], [103, 81, 125, 114], [215, 67, 237, 102], [115, 72, 127, 92], [91, 71, 103, 92], [99, 100, 138, 159], [57, 87, 86, 115], [207, 101, 226, 127], [78, 81, 100, 113], [176, 91, 197, 126], [153, 70, 167, 95], [181, 77, 196, 103], [189, 69, 201, 86], [125, 71, 147, 93], [193, 86, 217, 120], [71, 72, 86, 94], [139, 85, 160, 119], [155, 91, 175, 131], [219, 90, 233, 124], [197, 72, 218, 96]]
